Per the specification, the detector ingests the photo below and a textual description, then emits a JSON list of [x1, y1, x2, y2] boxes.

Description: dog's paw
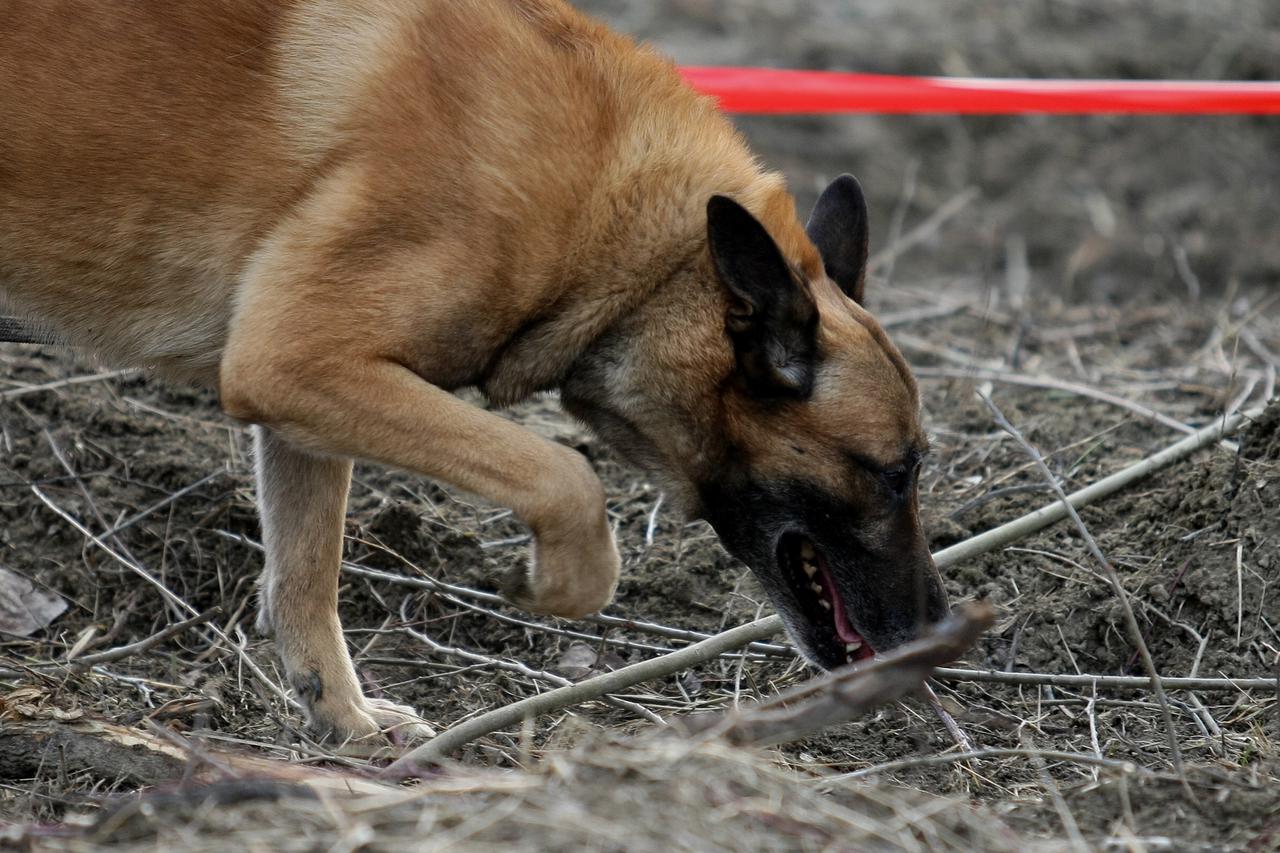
[[308, 697, 435, 745], [499, 541, 619, 620], [364, 697, 436, 740], [502, 561, 601, 618]]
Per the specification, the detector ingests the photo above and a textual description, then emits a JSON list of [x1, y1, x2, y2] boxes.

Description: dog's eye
[[882, 466, 910, 495]]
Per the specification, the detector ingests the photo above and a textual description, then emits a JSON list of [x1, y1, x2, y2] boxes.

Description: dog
[[0, 0, 948, 741]]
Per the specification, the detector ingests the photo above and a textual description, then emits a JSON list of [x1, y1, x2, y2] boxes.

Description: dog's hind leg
[[253, 425, 433, 742]]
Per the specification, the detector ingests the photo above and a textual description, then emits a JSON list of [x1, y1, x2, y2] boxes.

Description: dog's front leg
[[253, 425, 432, 742], [221, 275, 620, 740]]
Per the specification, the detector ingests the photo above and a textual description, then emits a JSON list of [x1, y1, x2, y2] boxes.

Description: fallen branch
[[401, 624, 666, 726], [0, 714, 387, 795]]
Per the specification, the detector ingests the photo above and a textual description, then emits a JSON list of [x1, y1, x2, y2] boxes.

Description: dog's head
[[565, 174, 948, 668]]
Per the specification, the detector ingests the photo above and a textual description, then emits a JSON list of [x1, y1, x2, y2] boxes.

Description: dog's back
[[0, 1, 293, 377], [0, 0, 764, 385]]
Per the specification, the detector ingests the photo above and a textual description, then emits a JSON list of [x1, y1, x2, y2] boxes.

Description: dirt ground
[[2, 2, 1278, 851]]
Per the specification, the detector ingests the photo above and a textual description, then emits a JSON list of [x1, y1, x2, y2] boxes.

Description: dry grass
[[1, 276, 1276, 850]]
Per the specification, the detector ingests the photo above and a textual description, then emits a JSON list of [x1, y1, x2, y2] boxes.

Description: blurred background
[[583, 0, 1280, 305]]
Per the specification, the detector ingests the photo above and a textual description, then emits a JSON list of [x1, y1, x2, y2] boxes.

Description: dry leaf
[[0, 567, 66, 637], [555, 643, 599, 680]]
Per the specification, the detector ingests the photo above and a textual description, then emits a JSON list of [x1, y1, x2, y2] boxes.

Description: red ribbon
[[679, 66, 1280, 115]]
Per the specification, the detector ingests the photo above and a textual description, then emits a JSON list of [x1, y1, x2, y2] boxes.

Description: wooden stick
[[387, 605, 990, 770], [383, 615, 781, 773], [832, 747, 1147, 783]]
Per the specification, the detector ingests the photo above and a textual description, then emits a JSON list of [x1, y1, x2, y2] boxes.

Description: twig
[[1023, 729, 1090, 853], [337, 555, 790, 657], [388, 605, 989, 770], [920, 682, 973, 752], [930, 667, 1278, 692], [383, 615, 783, 772], [913, 365, 1240, 453], [218, 532, 791, 657], [977, 392, 1188, 788], [67, 608, 222, 666], [867, 186, 979, 274], [99, 469, 227, 539], [0, 368, 138, 401], [877, 158, 918, 289], [876, 302, 970, 328], [399, 625, 666, 726], [644, 493, 664, 547], [829, 747, 1146, 782], [932, 406, 1259, 569]]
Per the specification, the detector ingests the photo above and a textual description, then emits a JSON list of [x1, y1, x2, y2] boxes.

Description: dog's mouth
[[777, 532, 876, 666]]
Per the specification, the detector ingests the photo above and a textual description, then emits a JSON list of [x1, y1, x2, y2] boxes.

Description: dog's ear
[[805, 174, 869, 304], [707, 195, 818, 398]]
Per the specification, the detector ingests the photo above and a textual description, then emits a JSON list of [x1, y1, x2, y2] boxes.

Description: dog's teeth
[[809, 582, 823, 595], [802, 562, 817, 577], [845, 641, 862, 651], [818, 599, 831, 611], [845, 654, 854, 664], [799, 541, 815, 560]]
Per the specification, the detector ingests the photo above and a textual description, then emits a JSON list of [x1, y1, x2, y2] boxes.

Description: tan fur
[[0, 0, 928, 739]]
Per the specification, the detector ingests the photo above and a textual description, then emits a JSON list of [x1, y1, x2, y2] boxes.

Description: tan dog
[[0, 0, 948, 741]]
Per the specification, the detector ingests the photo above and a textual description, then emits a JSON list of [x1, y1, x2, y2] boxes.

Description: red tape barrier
[[679, 66, 1280, 114]]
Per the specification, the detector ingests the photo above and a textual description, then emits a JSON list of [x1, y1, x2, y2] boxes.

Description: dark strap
[[0, 316, 63, 346]]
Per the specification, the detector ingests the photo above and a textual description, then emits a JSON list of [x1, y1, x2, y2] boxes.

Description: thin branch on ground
[[932, 406, 1259, 569], [0, 369, 137, 401], [384, 614, 785, 773], [920, 682, 974, 752], [930, 667, 1278, 692], [867, 186, 979, 275], [977, 392, 1188, 789], [826, 747, 1148, 782], [397, 606, 666, 726], [64, 608, 222, 667], [223, 532, 791, 658], [913, 365, 1240, 453]]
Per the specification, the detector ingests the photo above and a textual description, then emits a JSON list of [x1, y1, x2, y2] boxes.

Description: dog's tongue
[[816, 560, 865, 645]]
